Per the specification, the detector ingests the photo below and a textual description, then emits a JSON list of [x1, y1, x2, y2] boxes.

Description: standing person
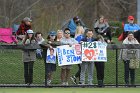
[[70, 26, 85, 84], [35, 32, 45, 58], [56, 30, 63, 41], [22, 29, 36, 86], [40, 31, 60, 85], [94, 35, 106, 87], [60, 28, 78, 85], [80, 29, 96, 85], [124, 15, 140, 43], [120, 32, 139, 87], [16, 17, 32, 40], [45, 31, 58, 85], [94, 15, 112, 43]]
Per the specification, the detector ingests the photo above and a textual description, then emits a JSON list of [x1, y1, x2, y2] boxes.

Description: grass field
[[1, 38, 140, 85], [0, 88, 140, 93]]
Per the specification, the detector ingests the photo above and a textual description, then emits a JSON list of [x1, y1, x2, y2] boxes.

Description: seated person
[[67, 16, 86, 38], [124, 15, 140, 43], [94, 15, 112, 43], [16, 17, 32, 40]]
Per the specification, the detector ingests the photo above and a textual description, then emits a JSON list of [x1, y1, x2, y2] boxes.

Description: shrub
[[109, 21, 124, 37]]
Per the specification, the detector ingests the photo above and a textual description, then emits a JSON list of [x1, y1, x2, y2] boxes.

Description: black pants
[[74, 64, 81, 80], [95, 27, 112, 41], [124, 60, 135, 84], [94, 62, 105, 81], [24, 61, 34, 84]]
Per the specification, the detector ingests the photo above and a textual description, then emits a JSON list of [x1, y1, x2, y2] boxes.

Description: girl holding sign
[[70, 26, 85, 84], [94, 35, 106, 87], [40, 31, 60, 85], [45, 31, 58, 85]]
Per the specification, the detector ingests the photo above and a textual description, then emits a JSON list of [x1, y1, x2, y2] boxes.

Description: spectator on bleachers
[[79, 29, 96, 85], [67, 16, 86, 38], [120, 32, 139, 87], [94, 15, 112, 43], [124, 15, 140, 43], [16, 17, 32, 40], [60, 28, 78, 85], [22, 29, 36, 86]]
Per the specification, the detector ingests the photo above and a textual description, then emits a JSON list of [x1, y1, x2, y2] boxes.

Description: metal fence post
[[115, 49, 118, 87]]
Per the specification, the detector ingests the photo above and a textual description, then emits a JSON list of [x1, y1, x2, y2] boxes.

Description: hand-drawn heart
[[84, 49, 95, 60]]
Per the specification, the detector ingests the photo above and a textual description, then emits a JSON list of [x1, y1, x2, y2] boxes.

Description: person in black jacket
[[94, 35, 106, 87]]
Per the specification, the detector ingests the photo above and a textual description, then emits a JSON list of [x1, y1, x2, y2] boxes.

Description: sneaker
[[47, 80, 51, 85], [70, 76, 77, 84], [78, 82, 85, 85]]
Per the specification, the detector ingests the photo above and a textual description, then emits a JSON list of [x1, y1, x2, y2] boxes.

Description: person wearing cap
[[22, 29, 36, 86], [42, 30, 61, 85], [16, 17, 32, 40], [67, 16, 86, 38], [124, 15, 140, 42]]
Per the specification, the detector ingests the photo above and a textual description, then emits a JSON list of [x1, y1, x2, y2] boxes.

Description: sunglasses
[[64, 32, 70, 34]]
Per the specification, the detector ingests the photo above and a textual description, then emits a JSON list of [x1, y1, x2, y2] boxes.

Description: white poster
[[81, 41, 107, 62], [57, 44, 82, 66], [46, 48, 57, 64]]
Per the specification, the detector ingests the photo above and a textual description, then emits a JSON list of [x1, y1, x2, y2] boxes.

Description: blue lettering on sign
[[66, 55, 81, 63], [100, 50, 103, 53], [63, 49, 74, 55], [98, 57, 106, 60], [57, 48, 63, 64]]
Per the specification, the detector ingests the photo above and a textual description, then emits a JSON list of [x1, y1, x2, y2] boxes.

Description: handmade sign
[[81, 41, 107, 62], [57, 44, 82, 66], [46, 48, 57, 64]]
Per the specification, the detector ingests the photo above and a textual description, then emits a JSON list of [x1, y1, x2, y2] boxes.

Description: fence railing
[[0, 44, 140, 87]]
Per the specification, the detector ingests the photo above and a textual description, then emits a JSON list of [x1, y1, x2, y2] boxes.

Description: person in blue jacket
[[124, 15, 140, 43], [67, 16, 85, 38]]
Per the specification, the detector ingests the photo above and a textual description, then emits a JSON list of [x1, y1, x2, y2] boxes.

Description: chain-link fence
[[0, 44, 140, 87]]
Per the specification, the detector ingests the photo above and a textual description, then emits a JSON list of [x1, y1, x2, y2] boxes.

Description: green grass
[[0, 38, 140, 85], [0, 88, 140, 93]]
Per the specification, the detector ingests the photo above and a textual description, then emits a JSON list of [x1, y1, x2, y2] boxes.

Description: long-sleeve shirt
[[94, 20, 109, 33], [124, 23, 140, 32]]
